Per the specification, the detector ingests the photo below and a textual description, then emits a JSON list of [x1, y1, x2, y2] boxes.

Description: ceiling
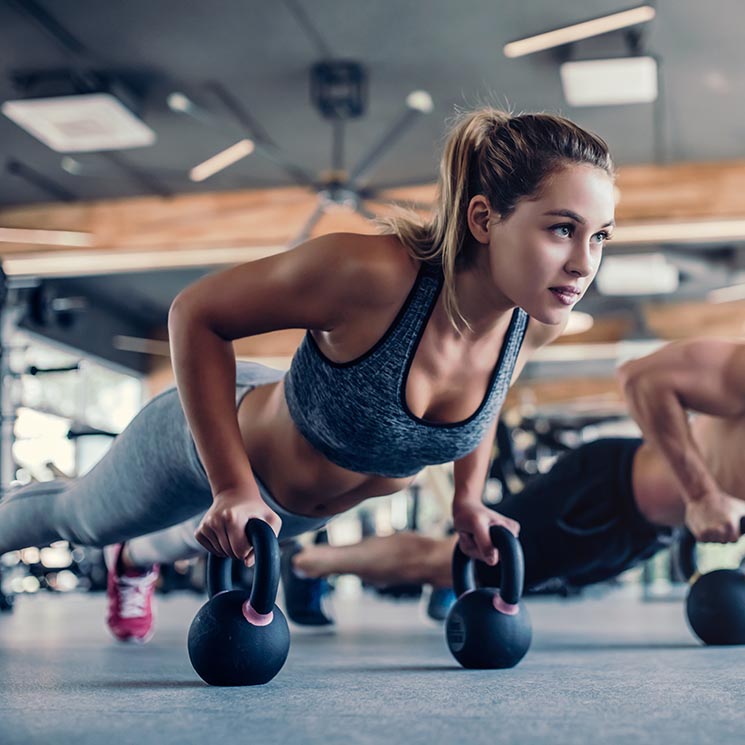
[[1, 1, 744, 374]]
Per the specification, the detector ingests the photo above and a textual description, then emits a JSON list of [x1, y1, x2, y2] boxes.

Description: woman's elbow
[[168, 289, 200, 337]]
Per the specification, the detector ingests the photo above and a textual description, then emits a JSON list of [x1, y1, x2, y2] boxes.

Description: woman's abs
[[237, 378, 414, 517]]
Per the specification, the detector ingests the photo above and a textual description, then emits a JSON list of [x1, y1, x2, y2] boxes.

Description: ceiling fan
[[161, 65, 435, 246], [36, 64, 436, 249], [1, 0, 436, 253]]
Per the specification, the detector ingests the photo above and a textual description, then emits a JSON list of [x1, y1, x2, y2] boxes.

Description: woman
[[0, 108, 616, 641]]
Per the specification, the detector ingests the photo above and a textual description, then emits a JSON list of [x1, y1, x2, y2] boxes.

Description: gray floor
[[0, 586, 743, 745]]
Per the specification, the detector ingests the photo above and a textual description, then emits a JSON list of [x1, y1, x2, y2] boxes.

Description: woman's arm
[[452, 418, 520, 564], [451, 315, 567, 563], [168, 232, 409, 559]]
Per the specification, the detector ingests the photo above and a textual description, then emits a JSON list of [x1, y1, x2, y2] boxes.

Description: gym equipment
[[188, 519, 290, 686], [280, 540, 334, 626], [445, 525, 532, 669], [675, 517, 745, 645], [0, 565, 14, 613]]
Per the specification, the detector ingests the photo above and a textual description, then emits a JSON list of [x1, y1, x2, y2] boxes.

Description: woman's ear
[[466, 195, 495, 244]]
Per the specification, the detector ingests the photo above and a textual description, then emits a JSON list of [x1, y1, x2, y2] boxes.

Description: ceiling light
[[614, 219, 745, 244], [1, 93, 156, 152], [530, 339, 664, 363], [561, 56, 658, 106], [708, 283, 745, 304], [113, 336, 171, 356], [166, 92, 192, 113], [596, 253, 678, 296], [189, 139, 255, 182], [406, 90, 434, 113], [503, 5, 656, 58], [60, 156, 83, 175]]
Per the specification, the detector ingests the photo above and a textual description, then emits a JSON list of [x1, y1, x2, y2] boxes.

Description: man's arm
[[617, 337, 745, 541]]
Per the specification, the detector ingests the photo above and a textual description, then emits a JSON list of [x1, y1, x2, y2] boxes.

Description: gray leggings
[[0, 362, 328, 565]]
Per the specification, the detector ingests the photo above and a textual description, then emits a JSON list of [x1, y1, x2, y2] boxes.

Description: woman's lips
[[549, 287, 580, 305]]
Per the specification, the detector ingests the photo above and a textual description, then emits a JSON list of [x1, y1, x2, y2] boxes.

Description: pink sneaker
[[104, 544, 160, 643]]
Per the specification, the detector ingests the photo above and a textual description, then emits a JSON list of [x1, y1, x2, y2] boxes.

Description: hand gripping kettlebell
[[445, 525, 532, 669], [188, 519, 290, 685], [674, 516, 745, 646]]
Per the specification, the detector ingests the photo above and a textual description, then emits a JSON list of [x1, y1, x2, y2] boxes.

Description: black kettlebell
[[674, 517, 745, 645], [445, 525, 532, 669], [188, 519, 290, 685]]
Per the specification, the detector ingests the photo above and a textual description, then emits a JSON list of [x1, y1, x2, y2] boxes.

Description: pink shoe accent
[[493, 594, 519, 616], [105, 544, 160, 644], [242, 600, 274, 626]]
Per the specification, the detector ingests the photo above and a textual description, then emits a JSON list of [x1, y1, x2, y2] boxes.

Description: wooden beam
[[614, 161, 745, 222], [644, 298, 745, 339], [505, 377, 624, 410], [3, 160, 745, 265]]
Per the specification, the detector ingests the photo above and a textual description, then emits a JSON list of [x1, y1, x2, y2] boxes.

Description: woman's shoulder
[[312, 232, 423, 310]]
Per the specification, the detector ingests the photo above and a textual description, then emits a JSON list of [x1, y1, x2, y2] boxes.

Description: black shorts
[[478, 438, 673, 590]]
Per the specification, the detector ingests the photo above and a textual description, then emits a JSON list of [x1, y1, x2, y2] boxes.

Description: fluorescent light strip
[[504, 5, 656, 58], [112, 335, 171, 356], [708, 283, 745, 304], [0, 228, 94, 247], [614, 219, 745, 244], [2, 244, 284, 277], [531, 339, 664, 363], [190, 139, 255, 182]]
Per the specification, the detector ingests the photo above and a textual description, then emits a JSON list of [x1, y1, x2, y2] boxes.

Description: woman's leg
[[0, 387, 212, 553], [124, 513, 205, 566]]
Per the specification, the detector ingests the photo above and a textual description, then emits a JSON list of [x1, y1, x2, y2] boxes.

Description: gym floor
[[0, 588, 742, 745]]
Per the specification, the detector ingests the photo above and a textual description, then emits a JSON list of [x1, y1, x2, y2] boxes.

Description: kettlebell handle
[[206, 518, 280, 616], [675, 516, 745, 582], [452, 525, 525, 605]]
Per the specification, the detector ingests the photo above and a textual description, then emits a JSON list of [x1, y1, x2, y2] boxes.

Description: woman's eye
[[594, 231, 612, 244], [551, 224, 573, 237]]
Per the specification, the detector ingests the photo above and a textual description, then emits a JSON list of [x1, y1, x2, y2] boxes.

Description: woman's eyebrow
[[543, 209, 615, 228]]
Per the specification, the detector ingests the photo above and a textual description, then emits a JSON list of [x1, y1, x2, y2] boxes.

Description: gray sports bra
[[284, 262, 529, 478]]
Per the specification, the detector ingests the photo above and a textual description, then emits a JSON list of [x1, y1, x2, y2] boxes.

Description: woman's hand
[[195, 485, 282, 564], [685, 492, 745, 543], [452, 502, 520, 565]]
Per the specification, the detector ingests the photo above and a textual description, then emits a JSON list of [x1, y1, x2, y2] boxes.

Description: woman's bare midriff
[[236, 378, 415, 518]]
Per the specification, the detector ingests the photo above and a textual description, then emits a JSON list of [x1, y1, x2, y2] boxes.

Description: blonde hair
[[379, 108, 615, 330]]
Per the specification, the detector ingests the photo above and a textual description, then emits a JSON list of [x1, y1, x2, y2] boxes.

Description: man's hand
[[685, 492, 745, 543], [195, 485, 282, 564], [453, 502, 520, 565]]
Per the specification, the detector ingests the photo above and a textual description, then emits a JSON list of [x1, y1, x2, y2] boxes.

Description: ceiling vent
[[2, 70, 155, 152], [2, 92, 155, 153]]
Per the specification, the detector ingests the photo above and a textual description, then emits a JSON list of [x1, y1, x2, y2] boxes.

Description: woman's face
[[484, 164, 616, 325]]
